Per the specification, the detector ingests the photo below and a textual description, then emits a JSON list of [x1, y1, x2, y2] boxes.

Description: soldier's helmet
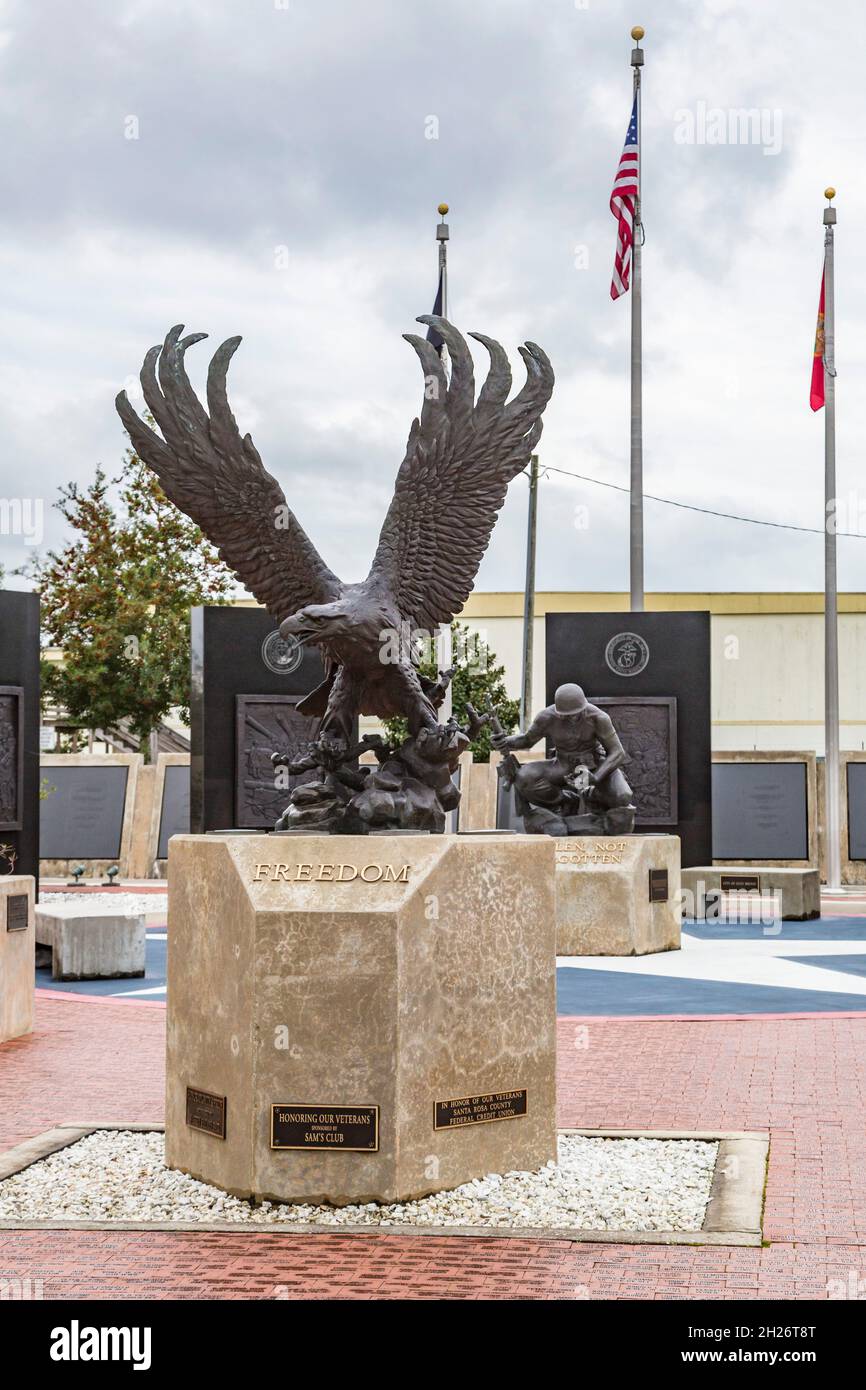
[[554, 683, 587, 714]]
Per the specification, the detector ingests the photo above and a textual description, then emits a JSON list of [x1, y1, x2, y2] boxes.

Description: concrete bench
[[682, 866, 820, 922], [35, 902, 146, 981]]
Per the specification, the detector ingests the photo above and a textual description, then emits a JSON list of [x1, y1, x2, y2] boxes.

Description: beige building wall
[[196, 592, 866, 755], [457, 593, 866, 756]]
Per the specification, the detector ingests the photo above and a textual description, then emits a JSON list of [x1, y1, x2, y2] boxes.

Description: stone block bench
[[682, 866, 820, 922], [35, 902, 146, 981]]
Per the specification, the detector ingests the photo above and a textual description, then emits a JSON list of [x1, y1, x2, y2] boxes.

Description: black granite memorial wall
[[545, 611, 711, 867], [39, 764, 129, 860], [0, 591, 39, 882], [848, 762, 866, 862], [190, 606, 327, 833], [157, 763, 191, 860], [711, 760, 809, 861]]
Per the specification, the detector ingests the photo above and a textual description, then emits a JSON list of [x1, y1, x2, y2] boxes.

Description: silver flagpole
[[629, 26, 645, 611], [435, 203, 453, 724], [520, 454, 539, 730], [823, 187, 841, 889]]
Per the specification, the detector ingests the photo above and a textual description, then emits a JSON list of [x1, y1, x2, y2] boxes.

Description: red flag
[[810, 267, 825, 411]]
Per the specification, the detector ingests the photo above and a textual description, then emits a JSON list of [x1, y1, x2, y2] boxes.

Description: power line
[[536, 463, 866, 540]]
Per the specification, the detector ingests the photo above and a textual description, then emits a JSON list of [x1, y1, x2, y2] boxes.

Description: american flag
[[609, 96, 639, 300]]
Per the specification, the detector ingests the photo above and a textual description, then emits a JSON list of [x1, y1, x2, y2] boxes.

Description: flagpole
[[437, 201, 449, 320], [520, 454, 539, 730], [435, 203, 453, 724], [629, 26, 644, 611], [823, 187, 841, 889]]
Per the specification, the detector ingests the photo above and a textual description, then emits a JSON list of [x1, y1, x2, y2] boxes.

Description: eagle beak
[[279, 615, 315, 643]]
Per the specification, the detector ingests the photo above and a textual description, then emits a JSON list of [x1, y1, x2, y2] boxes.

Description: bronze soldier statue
[[492, 683, 636, 837]]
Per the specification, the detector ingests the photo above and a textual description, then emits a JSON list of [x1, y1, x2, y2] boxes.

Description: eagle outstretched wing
[[366, 316, 554, 633], [115, 325, 342, 621]]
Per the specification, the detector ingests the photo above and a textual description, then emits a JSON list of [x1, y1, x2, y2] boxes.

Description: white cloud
[[0, 0, 863, 595]]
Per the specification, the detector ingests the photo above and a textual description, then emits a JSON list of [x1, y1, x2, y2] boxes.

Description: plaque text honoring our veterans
[[434, 1089, 528, 1130], [271, 1104, 379, 1152]]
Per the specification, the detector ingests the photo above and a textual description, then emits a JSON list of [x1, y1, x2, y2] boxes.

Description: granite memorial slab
[[157, 761, 190, 860], [39, 754, 142, 879], [0, 592, 40, 883], [544, 612, 711, 866], [712, 759, 810, 862], [189, 606, 326, 835], [846, 759, 866, 863], [0, 687, 24, 832], [39, 764, 130, 860]]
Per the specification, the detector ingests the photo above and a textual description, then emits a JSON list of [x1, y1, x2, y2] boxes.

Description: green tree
[[382, 621, 520, 761], [24, 445, 233, 755]]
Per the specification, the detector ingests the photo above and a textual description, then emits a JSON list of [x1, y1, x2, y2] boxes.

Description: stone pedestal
[[166, 833, 557, 1206], [555, 835, 681, 956], [682, 865, 820, 921], [1, 876, 35, 1042], [35, 902, 146, 980]]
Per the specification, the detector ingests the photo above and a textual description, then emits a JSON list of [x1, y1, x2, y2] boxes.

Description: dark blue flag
[[426, 267, 444, 354]]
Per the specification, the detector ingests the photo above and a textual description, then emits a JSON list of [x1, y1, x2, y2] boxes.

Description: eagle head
[[279, 600, 352, 648]]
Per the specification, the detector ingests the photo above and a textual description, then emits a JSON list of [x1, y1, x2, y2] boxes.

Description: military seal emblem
[[261, 630, 304, 676], [604, 631, 650, 677]]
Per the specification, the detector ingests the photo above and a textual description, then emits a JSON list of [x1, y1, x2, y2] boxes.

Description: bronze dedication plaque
[[720, 873, 761, 893], [185, 1086, 227, 1139], [434, 1089, 528, 1131], [5, 894, 28, 932], [271, 1104, 379, 1152], [648, 868, 669, 903]]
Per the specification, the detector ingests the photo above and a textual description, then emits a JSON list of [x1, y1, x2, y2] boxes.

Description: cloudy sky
[[1, 0, 864, 596]]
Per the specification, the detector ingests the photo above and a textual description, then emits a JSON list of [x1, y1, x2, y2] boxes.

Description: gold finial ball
[[631, 25, 645, 40], [825, 186, 836, 201], [438, 202, 449, 216]]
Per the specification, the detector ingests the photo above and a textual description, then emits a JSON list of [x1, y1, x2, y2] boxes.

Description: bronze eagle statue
[[116, 317, 554, 832]]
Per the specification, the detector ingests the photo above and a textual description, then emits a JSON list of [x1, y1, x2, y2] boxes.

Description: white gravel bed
[[0, 1130, 717, 1232], [39, 892, 166, 917]]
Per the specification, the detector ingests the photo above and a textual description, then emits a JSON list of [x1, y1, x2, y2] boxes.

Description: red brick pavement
[[1, 998, 865, 1299], [0, 994, 165, 1152]]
